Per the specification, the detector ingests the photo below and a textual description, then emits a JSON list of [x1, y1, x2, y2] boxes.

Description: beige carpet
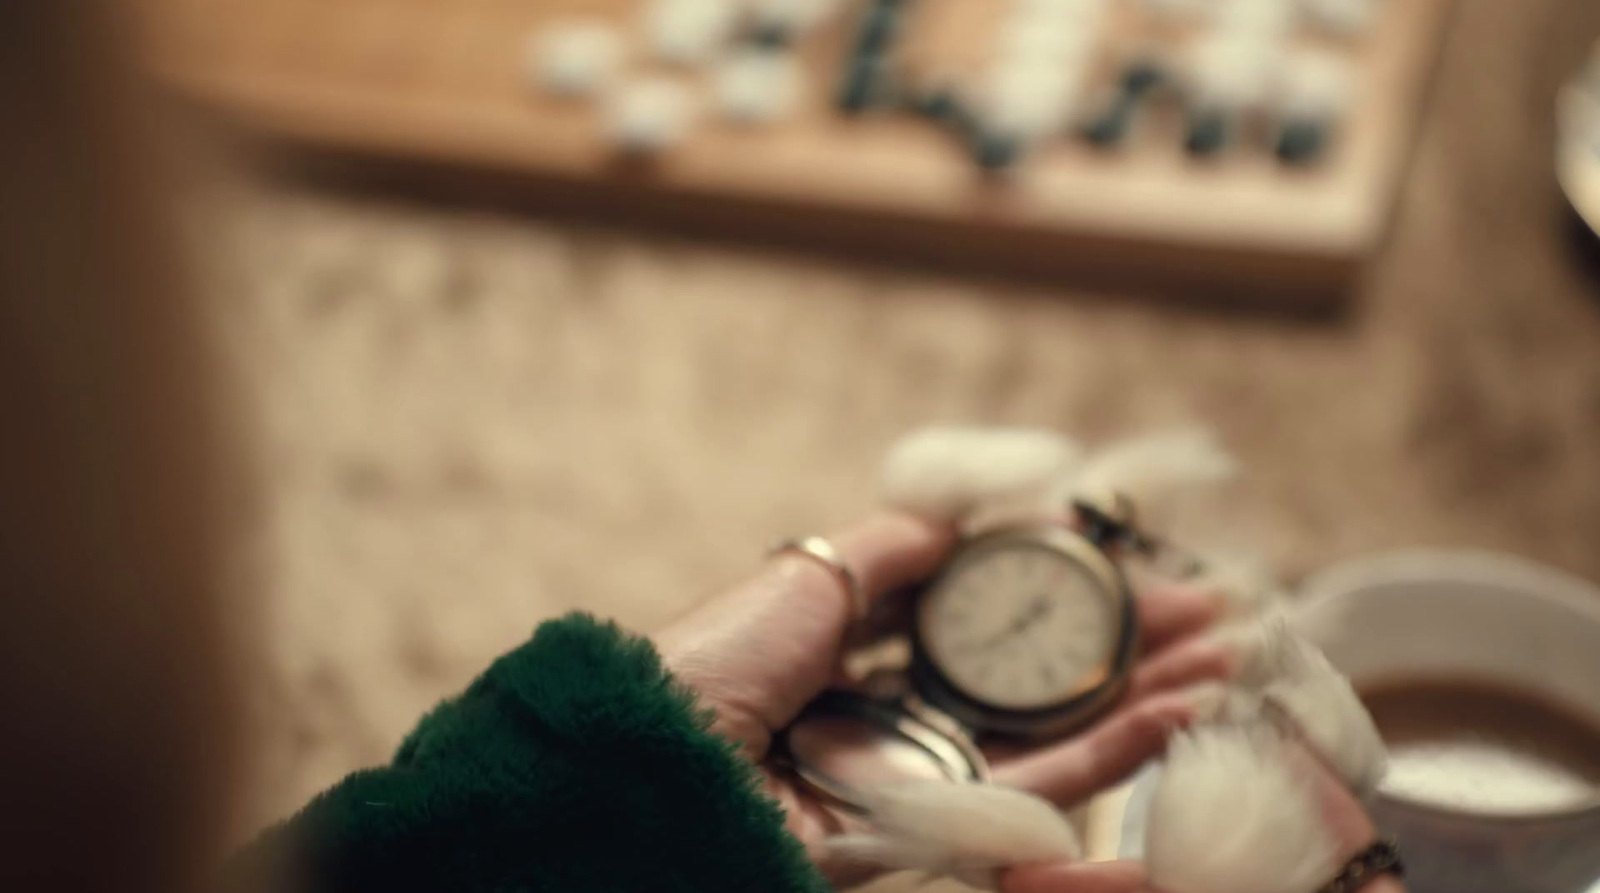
[[205, 0, 1600, 852]]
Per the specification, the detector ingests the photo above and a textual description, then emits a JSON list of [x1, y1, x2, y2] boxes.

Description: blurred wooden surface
[[189, 0, 1600, 875], [145, 0, 1452, 302]]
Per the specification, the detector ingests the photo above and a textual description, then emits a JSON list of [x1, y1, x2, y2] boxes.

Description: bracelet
[[1318, 839, 1405, 893]]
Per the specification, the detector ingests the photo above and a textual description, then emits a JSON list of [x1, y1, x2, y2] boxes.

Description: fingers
[[1136, 585, 1225, 655], [828, 513, 959, 645], [828, 512, 957, 603], [1004, 860, 1149, 893], [1125, 635, 1236, 702], [992, 686, 1207, 805], [766, 511, 956, 650]]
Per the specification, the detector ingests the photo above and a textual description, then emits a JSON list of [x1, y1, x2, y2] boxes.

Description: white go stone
[[713, 49, 802, 124], [528, 20, 623, 98], [605, 77, 699, 154], [1300, 0, 1379, 37], [1014, 0, 1107, 24], [992, 15, 1098, 65], [644, 0, 739, 66], [749, 0, 844, 36], [1279, 48, 1355, 119], [1213, 0, 1296, 39]]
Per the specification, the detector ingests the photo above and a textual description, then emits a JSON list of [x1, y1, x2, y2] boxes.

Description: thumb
[[656, 513, 954, 756], [1004, 860, 1149, 893]]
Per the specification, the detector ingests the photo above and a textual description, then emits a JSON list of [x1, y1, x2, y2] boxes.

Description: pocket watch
[[776, 497, 1191, 811]]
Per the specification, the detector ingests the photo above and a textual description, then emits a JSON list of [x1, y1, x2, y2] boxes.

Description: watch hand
[[1019, 593, 1054, 628], [972, 595, 1054, 651]]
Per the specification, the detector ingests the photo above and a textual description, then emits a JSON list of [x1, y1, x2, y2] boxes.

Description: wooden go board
[[138, 0, 1455, 304]]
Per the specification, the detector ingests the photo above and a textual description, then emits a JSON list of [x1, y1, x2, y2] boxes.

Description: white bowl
[[1558, 47, 1600, 240], [1294, 551, 1600, 893]]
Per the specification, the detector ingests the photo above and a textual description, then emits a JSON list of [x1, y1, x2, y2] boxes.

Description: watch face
[[916, 533, 1125, 713]]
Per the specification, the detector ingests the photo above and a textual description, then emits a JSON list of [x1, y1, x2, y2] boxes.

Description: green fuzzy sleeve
[[237, 614, 829, 893]]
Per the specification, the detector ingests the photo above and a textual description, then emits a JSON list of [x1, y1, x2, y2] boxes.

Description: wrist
[[1319, 839, 1405, 893]]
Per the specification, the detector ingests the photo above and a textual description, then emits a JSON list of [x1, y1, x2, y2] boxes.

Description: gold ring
[[768, 536, 866, 621]]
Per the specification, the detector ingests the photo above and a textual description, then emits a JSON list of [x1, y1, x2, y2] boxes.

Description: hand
[[656, 513, 1238, 892]]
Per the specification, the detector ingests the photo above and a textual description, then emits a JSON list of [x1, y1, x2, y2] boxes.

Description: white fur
[[880, 427, 1082, 520], [977, 59, 1088, 139], [1215, 608, 1302, 689], [1182, 678, 1240, 723], [1145, 619, 1387, 893], [1189, 551, 1287, 615], [860, 782, 1084, 862], [1058, 427, 1237, 512], [1259, 635, 1388, 794], [826, 782, 1082, 887], [825, 836, 1002, 889], [1218, 613, 1388, 792], [1186, 30, 1283, 110], [1146, 723, 1343, 893]]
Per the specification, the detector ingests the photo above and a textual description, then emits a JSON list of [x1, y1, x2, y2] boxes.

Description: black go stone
[[973, 130, 1023, 171], [749, 23, 792, 49], [1184, 108, 1231, 157], [1276, 118, 1328, 165]]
